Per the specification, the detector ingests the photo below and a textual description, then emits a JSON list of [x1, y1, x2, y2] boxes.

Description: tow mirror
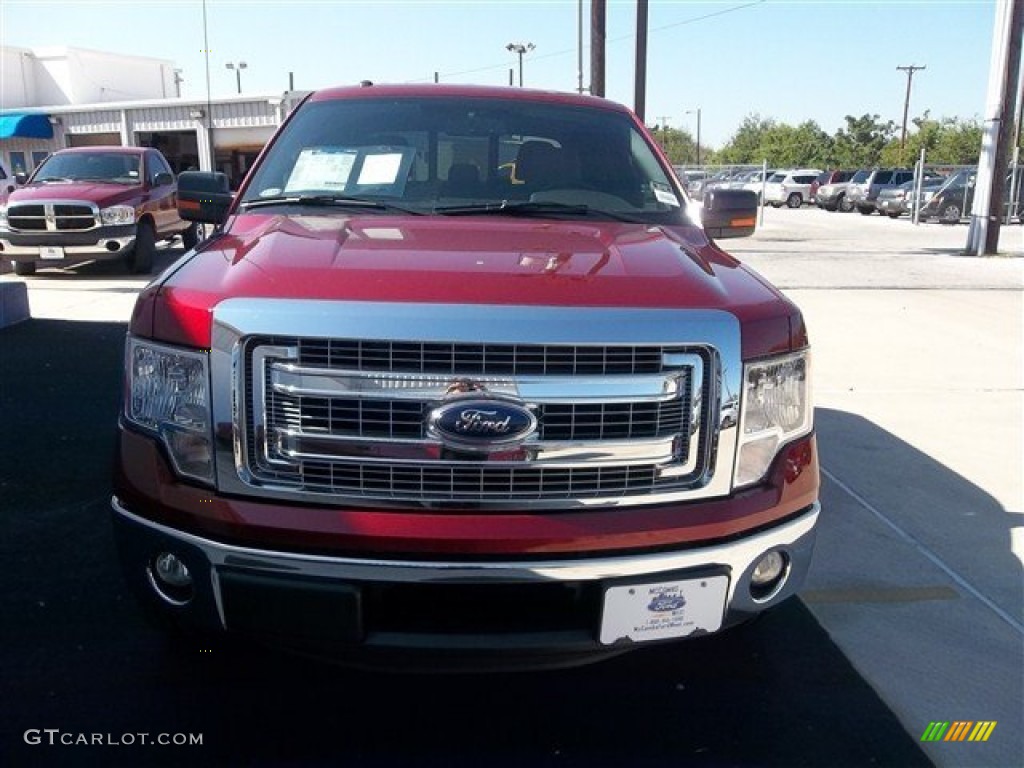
[[702, 188, 758, 239], [177, 171, 232, 225]]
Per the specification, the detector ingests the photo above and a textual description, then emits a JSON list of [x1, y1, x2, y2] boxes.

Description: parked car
[[734, 169, 776, 202], [810, 170, 855, 201], [763, 169, 823, 208], [845, 168, 915, 215], [112, 83, 818, 670], [0, 146, 198, 275], [691, 168, 741, 201], [918, 168, 1024, 224], [875, 175, 947, 218]]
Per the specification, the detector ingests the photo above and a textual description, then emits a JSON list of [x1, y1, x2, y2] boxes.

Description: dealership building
[[1, 45, 302, 187]]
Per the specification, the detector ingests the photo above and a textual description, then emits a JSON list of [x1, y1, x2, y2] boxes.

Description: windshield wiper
[[433, 200, 642, 222], [240, 194, 421, 215]]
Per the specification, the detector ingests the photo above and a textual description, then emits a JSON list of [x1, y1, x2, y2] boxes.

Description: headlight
[[125, 338, 214, 484], [734, 350, 812, 487], [100, 205, 135, 226]]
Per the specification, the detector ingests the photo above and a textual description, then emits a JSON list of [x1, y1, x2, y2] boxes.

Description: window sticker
[[651, 181, 680, 207], [357, 153, 404, 185], [285, 148, 357, 193]]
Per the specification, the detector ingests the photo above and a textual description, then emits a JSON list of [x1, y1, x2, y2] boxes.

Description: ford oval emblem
[[428, 397, 537, 450], [648, 594, 687, 613]]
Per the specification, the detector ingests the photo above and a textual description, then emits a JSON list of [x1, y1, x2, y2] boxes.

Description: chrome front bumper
[[112, 496, 820, 653], [1, 235, 136, 259]]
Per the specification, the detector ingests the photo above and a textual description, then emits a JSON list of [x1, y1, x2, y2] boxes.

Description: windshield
[[850, 170, 870, 184], [32, 152, 141, 184], [240, 97, 687, 224]]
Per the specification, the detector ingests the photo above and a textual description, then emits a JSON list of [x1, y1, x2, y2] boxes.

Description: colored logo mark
[[921, 721, 997, 742]]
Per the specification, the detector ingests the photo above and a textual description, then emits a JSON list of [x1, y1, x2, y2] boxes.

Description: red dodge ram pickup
[[1, 146, 197, 275], [113, 84, 818, 668]]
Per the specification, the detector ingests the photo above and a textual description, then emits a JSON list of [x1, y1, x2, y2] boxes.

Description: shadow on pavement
[[0, 319, 932, 767]]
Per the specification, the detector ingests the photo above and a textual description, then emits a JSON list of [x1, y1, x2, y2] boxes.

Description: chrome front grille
[[210, 300, 741, 511], [6, 201, 99, 232], [242, 335, 706, 507]]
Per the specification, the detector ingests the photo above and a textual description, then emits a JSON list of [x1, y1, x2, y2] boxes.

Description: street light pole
[[505, 42, 535, 87], [687, 108, 702, 166], [225, 61, 248, 94]]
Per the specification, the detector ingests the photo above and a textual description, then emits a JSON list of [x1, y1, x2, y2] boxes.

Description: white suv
[[763, 169, 823, 208]]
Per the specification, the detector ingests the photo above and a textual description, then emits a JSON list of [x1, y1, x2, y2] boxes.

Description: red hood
[[8, 181, 141, 207], [139, 213, 803, 358]]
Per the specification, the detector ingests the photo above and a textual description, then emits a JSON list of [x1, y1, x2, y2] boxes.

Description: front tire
[[128, 221, 155, 274], [838, 193, 853, 212], [857, 206, 873, 215], [13, 261, 36, 276]]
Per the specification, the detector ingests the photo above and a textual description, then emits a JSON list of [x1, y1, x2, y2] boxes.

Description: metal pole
[[696, 108, 702, 167], [202, 0, 214, 171], [236, 68, 242, 94], [759, 159, 767, 227], [912, 147, 925, 225], [634, 0, 648, 121]]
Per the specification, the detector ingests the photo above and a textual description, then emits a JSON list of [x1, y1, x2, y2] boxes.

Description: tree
[[716, 114, 778, 164], [879, 114, 983, 166], [650, 125, 699, 165], [831, 114, 896, 168]]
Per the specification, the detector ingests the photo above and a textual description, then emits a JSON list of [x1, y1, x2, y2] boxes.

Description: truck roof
[[308, 82, 630, 113]]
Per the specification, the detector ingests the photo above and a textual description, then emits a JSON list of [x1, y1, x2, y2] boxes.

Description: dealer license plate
[[39, 246, 65, 260], [599, 575, 728, 645]]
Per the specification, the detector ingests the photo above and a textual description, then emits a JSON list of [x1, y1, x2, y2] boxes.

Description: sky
[[0, 0, 1001, 149]]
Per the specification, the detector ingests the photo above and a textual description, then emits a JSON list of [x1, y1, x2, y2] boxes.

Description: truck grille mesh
[[6, 202, 99, 232], [242, 336, 709, 507]]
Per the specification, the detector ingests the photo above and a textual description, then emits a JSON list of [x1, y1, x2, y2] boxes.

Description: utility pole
[[634, 0, 648, 121], [897, 64, 926, 163], [657, 115, 671, 152], [591, 0, 606, 97], [577, 0, 584, 94], [967, 0, 1023, 255]]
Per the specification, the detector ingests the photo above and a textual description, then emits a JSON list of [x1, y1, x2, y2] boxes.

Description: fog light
[[148, 552, 194, 605], [750, 550, 789, 602], [154, 552, 192, 587]]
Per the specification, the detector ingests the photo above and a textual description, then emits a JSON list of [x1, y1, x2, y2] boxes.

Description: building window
[[32, 151, 50, 169], [9, 152, 27, 175]]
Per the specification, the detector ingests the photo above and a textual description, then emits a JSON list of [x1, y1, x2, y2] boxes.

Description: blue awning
[[0, 113, 54, 140]]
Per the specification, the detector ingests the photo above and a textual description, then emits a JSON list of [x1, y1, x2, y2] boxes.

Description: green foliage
[[650, 125, 703, 165], [879, 114, 983, 166], [709, 111, 983, 170]]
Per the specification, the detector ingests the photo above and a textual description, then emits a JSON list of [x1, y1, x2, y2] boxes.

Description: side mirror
[[177, 171, 233, 225], [153, 172, 174, 187], [702, 188, 757, 239], [14, 173, 28, 186]]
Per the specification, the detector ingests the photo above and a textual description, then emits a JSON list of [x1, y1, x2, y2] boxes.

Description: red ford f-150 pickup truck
[[113, 84, 818, 669], [1, 146, 198, 275]]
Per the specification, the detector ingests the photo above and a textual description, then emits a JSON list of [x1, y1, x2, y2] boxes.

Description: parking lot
[[1, 207, 1021, 767]]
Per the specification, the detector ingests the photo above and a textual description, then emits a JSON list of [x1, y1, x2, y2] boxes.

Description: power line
[[407, 0, 766, 84]]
